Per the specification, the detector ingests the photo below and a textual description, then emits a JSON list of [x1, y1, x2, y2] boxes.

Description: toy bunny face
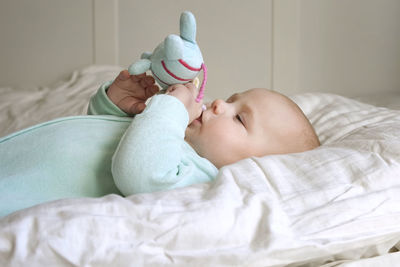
[[128, 11, 207, 102], [150, 12, 204, 89]]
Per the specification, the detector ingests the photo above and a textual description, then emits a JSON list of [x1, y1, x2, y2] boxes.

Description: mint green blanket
[[0, 115, 129, 216], [0, 82, 217, 217]]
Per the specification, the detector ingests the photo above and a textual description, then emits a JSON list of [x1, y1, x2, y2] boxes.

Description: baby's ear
[[164, 34, 184, 60], [180, 11, 196, 43]]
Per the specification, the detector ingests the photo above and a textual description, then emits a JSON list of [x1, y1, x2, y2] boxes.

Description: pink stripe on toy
[[195, 63, 207, 103], [179, 59, 202, 71], [162, 60, 193, 82], [153, 72, 172, 87]]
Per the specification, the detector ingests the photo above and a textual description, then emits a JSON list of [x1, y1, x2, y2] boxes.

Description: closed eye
[[236, 114, 244, 126]]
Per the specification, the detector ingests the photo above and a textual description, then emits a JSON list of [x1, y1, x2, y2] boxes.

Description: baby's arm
[[112, 84, 215, 196], [87, 70, 159, 116]]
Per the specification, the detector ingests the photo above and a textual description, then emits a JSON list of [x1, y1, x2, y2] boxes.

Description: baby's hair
[[269, 89, 320, 153], [299, 118, 321, 150], [289, 99, 320, 151]]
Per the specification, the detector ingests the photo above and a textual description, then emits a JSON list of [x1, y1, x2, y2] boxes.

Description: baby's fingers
[[144, 75, 155, 86], [116, 70, 130, 81], [129, 102, 146, 115], [145, 84, 159, 99], [116, 96, 146, 115], [131, 73, 146, 82], [139, 76, 155, 88]]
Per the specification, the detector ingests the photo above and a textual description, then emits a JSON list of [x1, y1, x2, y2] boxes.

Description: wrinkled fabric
[[1, 66, 400, 266], [0, 65, 122, 138]]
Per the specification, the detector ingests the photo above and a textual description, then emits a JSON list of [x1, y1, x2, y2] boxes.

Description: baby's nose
[[211, 99, 225, 114]]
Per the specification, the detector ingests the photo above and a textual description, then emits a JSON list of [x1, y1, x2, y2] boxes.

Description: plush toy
[[128, 11, 207, 102]]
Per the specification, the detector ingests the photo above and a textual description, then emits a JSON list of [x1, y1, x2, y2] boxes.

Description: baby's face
[[185, 88, 318, 168]]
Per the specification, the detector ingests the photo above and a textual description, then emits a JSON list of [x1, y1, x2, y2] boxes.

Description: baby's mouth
[[195, 111, 203, 123], [193, 104, 206, 125], [195, 104, 206, 124]]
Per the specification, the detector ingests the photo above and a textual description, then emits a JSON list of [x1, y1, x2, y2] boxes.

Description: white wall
[[0, 0, 399, 99], [273, 0, 400, 97], [0, 0, 93, 89]]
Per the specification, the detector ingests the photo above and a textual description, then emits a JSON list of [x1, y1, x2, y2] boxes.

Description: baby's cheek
[[192, 121, 234, 152], [207, 129, 235, 151]]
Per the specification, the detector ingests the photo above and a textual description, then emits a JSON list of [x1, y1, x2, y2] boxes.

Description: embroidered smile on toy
[[128, 11, 207, 102]]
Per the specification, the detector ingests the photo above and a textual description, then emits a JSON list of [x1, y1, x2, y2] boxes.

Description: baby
[[0, 69, 320, 217], [91, 70, 320, 196]]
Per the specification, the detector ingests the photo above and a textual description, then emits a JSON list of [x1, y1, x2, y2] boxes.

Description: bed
[[0, 65, 400, 266]]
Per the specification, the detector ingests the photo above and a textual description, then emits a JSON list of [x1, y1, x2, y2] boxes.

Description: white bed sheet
[[1, 66, 400, 266], [0, 65, 122, 138], [322, 251, 400, 267]]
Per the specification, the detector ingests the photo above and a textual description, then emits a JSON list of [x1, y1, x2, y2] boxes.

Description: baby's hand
[[166, 83, 203, 124], [107, 70, 160, 115]]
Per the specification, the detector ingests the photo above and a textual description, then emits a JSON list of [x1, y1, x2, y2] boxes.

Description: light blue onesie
[[0, 82, 218, 217]]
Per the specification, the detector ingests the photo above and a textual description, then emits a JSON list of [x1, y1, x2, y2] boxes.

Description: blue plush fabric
[[0, 83, 217, 217], [128, 11, 205, 91], [0, 115, 127, 217], [112, 94, 218, 196]]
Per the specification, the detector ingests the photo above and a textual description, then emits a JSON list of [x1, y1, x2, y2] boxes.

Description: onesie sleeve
[[111, 94, 215, 196], [87, 81, 129, 117]]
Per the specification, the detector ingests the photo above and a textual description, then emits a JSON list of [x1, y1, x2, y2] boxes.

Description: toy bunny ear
[[180, 11, 196, 43], [164, 34, 184, 60]]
